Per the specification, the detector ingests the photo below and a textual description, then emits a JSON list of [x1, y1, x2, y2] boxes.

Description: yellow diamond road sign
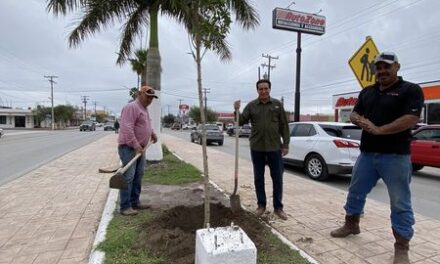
[[348, 37, 380, 89]]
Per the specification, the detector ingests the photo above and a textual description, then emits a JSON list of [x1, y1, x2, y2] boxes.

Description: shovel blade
[[230, 194, 242, 213]]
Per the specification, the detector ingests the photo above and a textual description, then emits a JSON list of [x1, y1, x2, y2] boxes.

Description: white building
[[0, 107, 34, 128]]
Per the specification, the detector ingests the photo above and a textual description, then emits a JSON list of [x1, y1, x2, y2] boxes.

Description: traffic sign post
[[348, 36, 380, 89]]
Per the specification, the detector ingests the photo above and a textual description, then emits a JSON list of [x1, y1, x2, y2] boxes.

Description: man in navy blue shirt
[[330, 52, 424, 264]]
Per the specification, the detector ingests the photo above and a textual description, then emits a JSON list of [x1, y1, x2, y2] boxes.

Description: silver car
[[190, 124, 224, 146]]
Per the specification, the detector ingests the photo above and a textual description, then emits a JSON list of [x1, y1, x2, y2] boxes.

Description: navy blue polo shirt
[[353, 77, 424, 154]]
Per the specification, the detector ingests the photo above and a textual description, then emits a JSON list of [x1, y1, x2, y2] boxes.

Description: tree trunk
[[145, 8, 163, 161], [193, 11, 210, 228]]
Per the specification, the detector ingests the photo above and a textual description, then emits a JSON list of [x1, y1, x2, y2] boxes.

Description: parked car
[[190, 124, 224, 145], [283, 122, 362, 181], [79, 121, 96, 131], [411, 125, 440, 171], [0, 128, 3, 138], [227, 124, 252, 137], [171, 123, 181, 130], [103, 122, 115, 131]]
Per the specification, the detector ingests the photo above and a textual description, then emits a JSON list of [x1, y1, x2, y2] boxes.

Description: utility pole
[[81, 95, 90, 120], [202, 88, 211, 116], [167, 105, 171, 115], [261, 53, 279, 81], [93, 101, 97, 118], [44, 75, 58, 130]]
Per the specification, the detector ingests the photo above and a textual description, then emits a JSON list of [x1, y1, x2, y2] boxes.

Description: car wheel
[[191, 135, 194, 143], [198, 136, 202, 145], [218, 140, 223, 146], [412, 164, 424, 172], [305, 154, 329, 181]]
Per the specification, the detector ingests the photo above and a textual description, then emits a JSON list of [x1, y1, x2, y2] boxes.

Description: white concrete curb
[[88, 189, 119, 264]]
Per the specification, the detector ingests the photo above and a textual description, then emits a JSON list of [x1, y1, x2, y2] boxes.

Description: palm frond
[[46, 0, 86, 16], [226, 0, 260, 30], [116, 8, 149, 65]]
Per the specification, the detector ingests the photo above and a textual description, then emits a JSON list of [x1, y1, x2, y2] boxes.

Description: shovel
[[109, 152, 142, 189], [230, 110, 242, 213]]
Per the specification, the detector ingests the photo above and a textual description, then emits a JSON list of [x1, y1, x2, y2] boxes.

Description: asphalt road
[[165, 128, 440, 220], [0, 128, 110, 186]]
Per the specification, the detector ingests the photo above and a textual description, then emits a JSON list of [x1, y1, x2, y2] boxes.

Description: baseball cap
[[139, 85, 158, 99], [374, 52, 399, 65]]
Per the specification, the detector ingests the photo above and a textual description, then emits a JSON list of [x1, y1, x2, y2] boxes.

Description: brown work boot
[[120, 208, 138, 216], [255, 206, 266, 217], [393, 229, 410, 264], [330, 214, 361, 238], [274, 209, 288, 220]]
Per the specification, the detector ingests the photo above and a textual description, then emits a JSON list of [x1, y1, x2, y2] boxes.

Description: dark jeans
[[250, 149, 284, 210], [118, 145, 146, 211]]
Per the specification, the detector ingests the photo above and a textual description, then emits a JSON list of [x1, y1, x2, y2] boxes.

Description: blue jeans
[[345, 152, 415, 240], [250, 149, 284, 210], [118, 145, 146, 211]]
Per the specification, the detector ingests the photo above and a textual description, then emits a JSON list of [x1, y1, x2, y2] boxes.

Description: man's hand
[[281, 148, 289, 156], [233, 100, 241, 111], [135, 146, 144, 154], [151, 133, 158, 144], [358, 117, 383, 135]]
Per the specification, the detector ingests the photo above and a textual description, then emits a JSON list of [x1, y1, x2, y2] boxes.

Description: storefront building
[[0, 107, 34, 128]]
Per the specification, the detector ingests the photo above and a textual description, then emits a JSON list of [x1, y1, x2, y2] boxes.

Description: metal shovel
[[230, 110, 242, 213], [109, 152, 142, 189]]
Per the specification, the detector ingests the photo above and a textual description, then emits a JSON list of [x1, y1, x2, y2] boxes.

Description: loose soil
[[136, 182, 302, 264]]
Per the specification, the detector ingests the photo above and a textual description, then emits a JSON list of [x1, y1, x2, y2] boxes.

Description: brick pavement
[[0, 135, 118, 264], [162, 133, 440, 264]]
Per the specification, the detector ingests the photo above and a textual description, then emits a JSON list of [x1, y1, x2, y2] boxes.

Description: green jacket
[[239, 97, 290, 152]]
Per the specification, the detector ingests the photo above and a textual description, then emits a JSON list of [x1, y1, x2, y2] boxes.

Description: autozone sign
[[333, 92, 359, 110], [272, 8, 326, 35]]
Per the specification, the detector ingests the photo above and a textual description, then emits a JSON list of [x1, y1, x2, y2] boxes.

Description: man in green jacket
[[234, 79, 290, 220]]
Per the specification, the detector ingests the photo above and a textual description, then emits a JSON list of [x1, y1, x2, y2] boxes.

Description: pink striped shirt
[[117, 99, 153, 149]]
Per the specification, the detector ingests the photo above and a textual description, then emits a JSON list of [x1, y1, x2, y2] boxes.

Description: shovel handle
[[233, 110, 239, 195], [118, 152, 142, 175]]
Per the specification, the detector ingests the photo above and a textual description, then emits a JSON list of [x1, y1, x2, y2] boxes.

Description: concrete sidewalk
[[0, 135, 118, 264], [162, 133, 440, 264]]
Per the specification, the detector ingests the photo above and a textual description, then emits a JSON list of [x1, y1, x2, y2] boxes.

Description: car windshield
[[82, 121, 93, 125], [205, 125, 219, 130], [242, 124, 251, 129]]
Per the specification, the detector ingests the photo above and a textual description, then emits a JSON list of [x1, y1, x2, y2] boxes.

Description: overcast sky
[[1, 0, 439, 117]]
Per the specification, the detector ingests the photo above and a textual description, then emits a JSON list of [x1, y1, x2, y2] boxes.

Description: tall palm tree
[[129, 49, 148, 89], [46, 0, 193, 161]]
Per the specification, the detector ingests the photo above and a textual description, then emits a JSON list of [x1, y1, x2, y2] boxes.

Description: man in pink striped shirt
[[117, 85, 158, 216]]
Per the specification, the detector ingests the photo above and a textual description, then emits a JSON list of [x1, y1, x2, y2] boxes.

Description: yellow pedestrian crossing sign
[[348, 36, 380, 89]]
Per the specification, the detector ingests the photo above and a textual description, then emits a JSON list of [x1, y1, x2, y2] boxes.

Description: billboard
[[272, 8, 326, 35]]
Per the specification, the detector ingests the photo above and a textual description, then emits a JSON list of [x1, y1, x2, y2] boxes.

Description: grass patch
[[97, 211, 165, 264], [143, 145, 202, 185]]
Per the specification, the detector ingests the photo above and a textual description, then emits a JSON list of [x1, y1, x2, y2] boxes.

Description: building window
[[0, 116, 6, 124]]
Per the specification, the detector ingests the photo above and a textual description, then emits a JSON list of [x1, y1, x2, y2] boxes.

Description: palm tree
[[129, 49, 148, 89], [46, 0, 194, 161]]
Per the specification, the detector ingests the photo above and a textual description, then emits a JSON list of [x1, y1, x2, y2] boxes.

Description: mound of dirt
[[135, 203, 280, 264]]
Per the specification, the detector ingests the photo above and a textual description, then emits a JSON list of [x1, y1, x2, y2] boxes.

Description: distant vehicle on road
[[190, 124, 224, 146], [79, 121, 96, 131], [103, 122, 115, 131], [227, 124, 252, 137], [283, 122, 362, 181], [171, 123, 181, 130], [411, 125, 440, 171]]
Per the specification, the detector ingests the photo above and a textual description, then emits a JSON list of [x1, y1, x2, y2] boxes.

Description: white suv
[[283, 122, 362, 181]]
